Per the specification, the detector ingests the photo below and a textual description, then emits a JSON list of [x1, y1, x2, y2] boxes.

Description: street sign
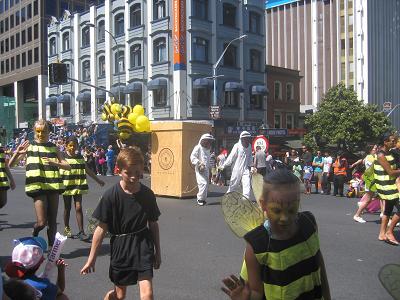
[[252, 135, 269, 152], [265, 128, 288, 136], [383, 102, 392, 112], [209, 105, 221, 120]]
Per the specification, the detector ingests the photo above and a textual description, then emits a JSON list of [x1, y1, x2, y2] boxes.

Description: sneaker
[[380, 213, 384, 218], [197, 200, 205, 206], [64, 226, 72, 238], [96, 173, 101, 175], [320, 191, 324, 194], [353, 216, 366, 223], [76, 231, 89, 241]]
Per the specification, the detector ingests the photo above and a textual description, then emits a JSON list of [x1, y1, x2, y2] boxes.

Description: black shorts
[[109, 268, 153, 286]]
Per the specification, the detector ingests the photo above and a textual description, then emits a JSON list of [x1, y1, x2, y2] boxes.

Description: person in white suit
[[222, 131, 255, 199], [190, 133, 214, 206]]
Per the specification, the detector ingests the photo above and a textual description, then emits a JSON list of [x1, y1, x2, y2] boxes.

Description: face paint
[[34, 126, 49, 143]]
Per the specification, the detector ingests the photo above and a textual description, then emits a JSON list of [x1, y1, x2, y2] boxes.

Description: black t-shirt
[[390, 148, 400, 169], [93, 182, 161, 270]]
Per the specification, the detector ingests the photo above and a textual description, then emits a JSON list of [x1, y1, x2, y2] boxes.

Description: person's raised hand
[[221, 275, 251, 300], [16, 140, 30, 154]]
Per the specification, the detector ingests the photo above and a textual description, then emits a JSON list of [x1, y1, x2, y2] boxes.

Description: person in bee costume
[[61, 136, 105, 241], [190, 133, 214, 206], [9, 119, 71, 247]]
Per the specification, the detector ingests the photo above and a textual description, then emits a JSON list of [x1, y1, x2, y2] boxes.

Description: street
[[0, 170, 398, 299]]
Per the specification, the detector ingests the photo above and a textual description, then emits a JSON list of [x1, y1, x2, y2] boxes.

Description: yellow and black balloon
[[101, 99, 151, 140]]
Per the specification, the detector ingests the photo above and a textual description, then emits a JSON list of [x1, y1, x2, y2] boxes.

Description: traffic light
[[48, 63, 68, 84]]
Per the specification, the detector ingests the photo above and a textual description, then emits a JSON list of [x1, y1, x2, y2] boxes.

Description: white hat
[[200, 133, 215, 142], [240, 131, 251, 139]]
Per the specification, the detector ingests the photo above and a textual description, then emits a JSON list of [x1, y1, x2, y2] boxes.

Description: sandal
[[384, 236, 399, 246]]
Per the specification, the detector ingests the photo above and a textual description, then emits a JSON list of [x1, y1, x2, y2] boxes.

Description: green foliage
[[303, 83, 392, 152]]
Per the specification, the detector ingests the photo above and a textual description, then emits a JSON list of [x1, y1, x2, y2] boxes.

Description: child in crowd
[[347, 172, 363, 198], [80, 147, 161, 300], [303, 161, 314, 194], [0, 145, 16, 213], [5, 236, 68, 300], [61, 137, 105, 240], [222, 169, 331, 300], [8, 120, 71, 247]]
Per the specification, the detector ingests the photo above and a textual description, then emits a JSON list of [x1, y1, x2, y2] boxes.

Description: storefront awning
[[193, 78, 213, 89], [147, 78, 167, 91], [96, 90, 106, 100], [45, 96, 58, 105], [76, 92, 91, 102], [110, 85, 126, 97], [124, 82, 142, 94], [251, 85, 268, 95], [225, 82, 244, 93], [57, 94, 71, 103]]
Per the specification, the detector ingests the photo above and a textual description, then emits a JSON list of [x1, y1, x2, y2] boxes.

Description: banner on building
[[173, 0, 186, 71], [265, 0, 300, 9]]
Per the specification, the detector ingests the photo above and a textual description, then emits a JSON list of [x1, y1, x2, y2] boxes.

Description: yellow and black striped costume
[[374, 151, 399, 201], [0, 148, 10, 190], [60, 154, 88, 196], [242, 211, 322, 300], [25, 142, 64, 197]]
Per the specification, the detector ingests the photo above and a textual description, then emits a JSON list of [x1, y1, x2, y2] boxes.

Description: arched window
[[286, 83, 294, 101], [130, 44, 141, 68], [130, 4, 141, 27], [82, 26, 90, 47], [49, 37, 56, 55], [98, 56, 105, 77], [115, 50, 125, 73], [114, 13, 124, 36], [192, 37, 208, 62], [153, 0, 166, 20], [153, 37, 166, 63], [250, 49, 261, 72], [62, 32, 69, 51], [82, 60, 90, 81], [274, 81, 282, 100], [249, 12, 261, 34], [223, 3, 236, 27], [98, 20, 105, 42]]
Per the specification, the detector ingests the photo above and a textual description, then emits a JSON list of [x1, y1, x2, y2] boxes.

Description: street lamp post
[[87, 23, 122, 102], [212, 35, 247, 106]]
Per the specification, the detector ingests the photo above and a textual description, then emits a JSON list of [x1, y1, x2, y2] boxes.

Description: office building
[[265, 0, 400, 128], [47, 0, 267, 146]]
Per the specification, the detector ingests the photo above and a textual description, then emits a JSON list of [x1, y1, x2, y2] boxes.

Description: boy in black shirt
[[81, 147, 161, 300]]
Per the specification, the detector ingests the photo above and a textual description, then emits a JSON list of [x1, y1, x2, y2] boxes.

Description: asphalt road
[[0, 169, 398, 299]]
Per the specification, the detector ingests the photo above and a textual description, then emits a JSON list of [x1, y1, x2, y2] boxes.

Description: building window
[[130, 3, 141, 27], [130, 44, 141, 68], [33, 0, 38, 15], [5, 38, 8, 52], [0, 21, 3, 33], [49, 37, 56, 55], [80, 100, 91, 115], [82, 60, 90, 81], [10, 36, 14, 50], [286, 114, 294, 129], [27, 27, 32, 42], [62, 32, 69, 51], [250, 94, 262, 109], [192, 37, 208, 62], [286, 83, 294, 101], [16, 54, 20, 68], [223, 3, 236, 27], [193, 0, 208, 20], [0, 61, 3, 74], [98, 56, 105, 77], [5, 18, 8, 31], [21, 7, 25, 22], [224, 91, 239, 108], [34, 47, 39, 63], [153, 37, 166, 63], [5, 59, 9, 72], [34, 23, 38, 39], [98, 20, 105, 42], [153, 0, 166, 20], [153, 87, 167, 107], [274, 81, 282, 100], [129, 89, 142, 106], [274, 113, 281, 129], [63, 101, 70, 116], [250, 49, 261, 72], [10, 14, 13, 28], [223, 43, 236, 67], [50, 102, 58, 117], [15, 11, 19, 25], [115, 51, 125, 73], [0, 41, 2, 54], [82, 27, 90, 48], [193, 88, 211, 106], [28, 49, 32, 65], [114, 13, 124, 37], [22, 52, 26, 67], [10, 57, 14, 71], [16, 32, 20, 47], [27, 3, 32, 19], [249, 12, 261, 34]]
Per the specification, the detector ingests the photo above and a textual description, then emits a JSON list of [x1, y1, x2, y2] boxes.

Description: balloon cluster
[[101, 99, 151, 140]]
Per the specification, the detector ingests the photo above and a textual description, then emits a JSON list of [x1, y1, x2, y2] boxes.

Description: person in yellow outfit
[[9, 119, 71, 247], [61, 136, 105, 240]]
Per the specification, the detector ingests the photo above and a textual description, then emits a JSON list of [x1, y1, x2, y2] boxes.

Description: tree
[[303, 83, 392, 152]]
